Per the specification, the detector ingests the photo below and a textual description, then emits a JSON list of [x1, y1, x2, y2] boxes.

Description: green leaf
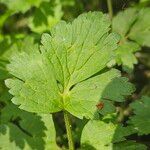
[[0, 36, 39, 80], [112, 8, 138, 38], [129, 96, 150, 135], [41, 12, 119, 86], [81, 120, 146, 150], [115, 42, 140, 73], [0, 103, 59, 150], [6, 12, 134, 119], [0, 59, 9, 80], [28, 1, 63, 33], [0, 37, 13, 80], [0, 37, 12, 60], [112, 8, 141, 73], [10, 36, 39, 54], [81, 120, 116, 149], [112, 126, 137, 143], [129, 8, 150, 47], [65, 69, 134, 119], [0, 11, 11, 29], [0, 0, 49, 13], [113, 141, 147, 150], [98, 100, 116, 116]]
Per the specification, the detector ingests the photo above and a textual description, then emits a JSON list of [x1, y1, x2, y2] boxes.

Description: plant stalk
[[107, 0, 113, 20], [64, 111, 74, 150]]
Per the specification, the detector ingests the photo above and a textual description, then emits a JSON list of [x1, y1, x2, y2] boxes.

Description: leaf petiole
[[107, 0, 113, 20], [64, 111, 74, 150]]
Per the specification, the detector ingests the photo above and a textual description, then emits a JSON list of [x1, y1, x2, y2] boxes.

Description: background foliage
[[0, 0, 150, 149]]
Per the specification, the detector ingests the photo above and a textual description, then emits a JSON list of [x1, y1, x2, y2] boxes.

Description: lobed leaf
[[115, 42, 140, 73], [112, 8, 138, 38], [65, 69, 134, 119], [129, 96, 150, 135], [0, 102, 59, 150], [129, 8, 150, 47], [6, 12, 134, 119], [81, 120, 147, 150], [112, 8, 141, 73]]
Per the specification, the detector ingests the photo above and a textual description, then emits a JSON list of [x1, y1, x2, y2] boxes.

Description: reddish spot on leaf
[[96, 102, 104, 110]]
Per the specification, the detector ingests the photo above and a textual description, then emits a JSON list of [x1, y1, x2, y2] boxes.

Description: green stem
[[64, 111, 74, 150], [107, 0, 113, 20]]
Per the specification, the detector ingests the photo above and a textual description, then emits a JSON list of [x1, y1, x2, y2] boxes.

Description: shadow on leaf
[[0, 102, 47, 150]]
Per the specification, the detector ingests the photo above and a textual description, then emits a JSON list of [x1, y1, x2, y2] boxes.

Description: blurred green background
[[0, 0, 150, 149]]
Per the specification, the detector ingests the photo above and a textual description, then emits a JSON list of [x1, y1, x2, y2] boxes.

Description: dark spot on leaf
[[96, 102, 104, 110]]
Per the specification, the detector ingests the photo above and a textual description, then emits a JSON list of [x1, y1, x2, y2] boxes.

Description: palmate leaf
[[112, 8, 141, 73], [0, 102, 59, 150], [129, 8, 150, 47], [112, 7, 150, 73], [114, 42, 140, 73], [65, 69, 134, 118], [5, 12, 134, 119], [112, 8, 138, 38], [81, 120, 147, 150], [129, 96, 150, 135]]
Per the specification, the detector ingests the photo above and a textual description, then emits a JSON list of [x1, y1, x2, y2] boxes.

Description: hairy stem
[[107, 0, 113, 20], [64, 111, 74, 150]]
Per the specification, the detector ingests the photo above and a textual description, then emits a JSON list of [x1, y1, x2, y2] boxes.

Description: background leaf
[[112, 8, 140, 72], [129, 8, 150, 47], [0, 102, 59, 150], [81, 120, 147, 150], [129, 96, 150, 135]]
